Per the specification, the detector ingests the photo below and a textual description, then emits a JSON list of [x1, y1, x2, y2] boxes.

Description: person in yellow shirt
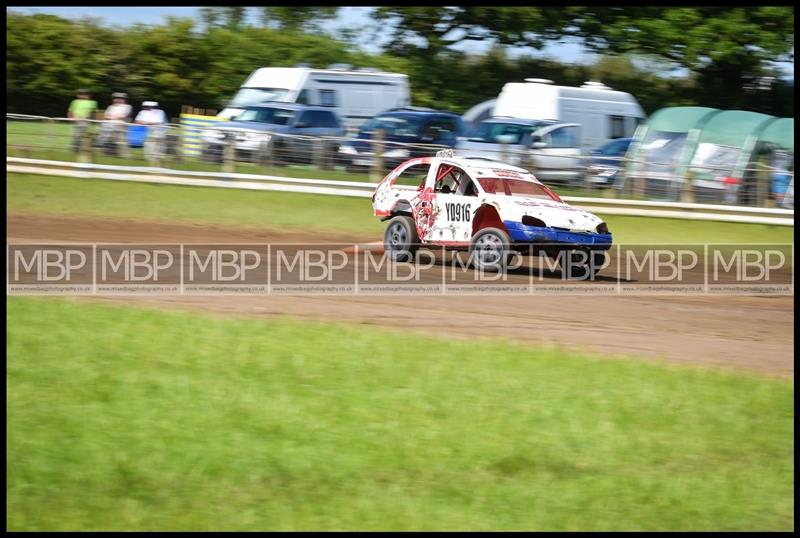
[[68, 89, 98, 152]]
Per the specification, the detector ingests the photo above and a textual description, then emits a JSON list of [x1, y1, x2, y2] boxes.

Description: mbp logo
[[185, 246, 267, 290], [8, 245, 93, 293], [96, 245, 179, 292]]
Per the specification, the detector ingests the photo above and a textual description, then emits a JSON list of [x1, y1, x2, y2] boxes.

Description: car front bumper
[[503, 221, 612, 248]]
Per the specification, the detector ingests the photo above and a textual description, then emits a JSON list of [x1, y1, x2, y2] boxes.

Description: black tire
[[470, 227, 511, 272], [560, 248, 607, 280], [384, 216, 420, 262]]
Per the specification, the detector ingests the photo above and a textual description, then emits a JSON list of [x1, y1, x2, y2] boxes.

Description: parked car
[[217, 64, 410, 131], [584, 137, 633, 188], [337, 108, 467, 172], [372, 150, 612, 277], [201, 103, 346, 164], [455, 118, 584, 185]]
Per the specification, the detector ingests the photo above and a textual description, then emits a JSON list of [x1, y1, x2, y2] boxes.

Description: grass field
[[7, 172, 794, 244], [6, 297, 794, 531]]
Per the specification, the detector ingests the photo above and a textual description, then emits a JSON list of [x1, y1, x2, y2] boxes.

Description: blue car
[[585, 137, 633, 188], [201, 103, 346, 163], [337, 108, 467, 171]]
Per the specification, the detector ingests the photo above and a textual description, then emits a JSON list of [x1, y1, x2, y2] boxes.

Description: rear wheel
[[470, 227, 511, 272], [384, 216, 420, 262]]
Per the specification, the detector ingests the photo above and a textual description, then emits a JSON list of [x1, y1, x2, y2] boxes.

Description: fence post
[[681, 171, 694, 203], [312, 137, 323, 170], [371, 128, 384, 181], [78, 122, 93, 164], [47, 118, 56, 152], [222, 131, 235, 173], [259, 135, 274, 168], [757, 160, 773, 208]]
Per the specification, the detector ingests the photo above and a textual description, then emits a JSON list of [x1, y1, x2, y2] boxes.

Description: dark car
[[337, 108, 467, 171], [585, 137, 633, 188], [201, 103, 346, 163]]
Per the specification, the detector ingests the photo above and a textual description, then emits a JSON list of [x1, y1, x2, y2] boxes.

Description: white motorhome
[[219, 64, 410, 131], [491, 79, 646, 150]]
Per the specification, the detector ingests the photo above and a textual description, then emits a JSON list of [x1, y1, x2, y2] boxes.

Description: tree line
[[6, 8, 794, 120]]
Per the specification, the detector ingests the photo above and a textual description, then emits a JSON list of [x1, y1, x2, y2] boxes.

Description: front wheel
[[384, 216, 420, 262], [470, 227, 511, 272]]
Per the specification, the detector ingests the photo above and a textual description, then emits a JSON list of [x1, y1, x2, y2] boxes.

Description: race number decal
[[445, 203, 472, 222]]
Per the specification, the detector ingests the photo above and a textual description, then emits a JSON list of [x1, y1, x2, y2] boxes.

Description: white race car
[[372, 150, 613, 277]]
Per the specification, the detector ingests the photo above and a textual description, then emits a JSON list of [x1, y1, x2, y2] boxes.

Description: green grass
[[7, 172, 793, 244], [7, 297, 794, 531]]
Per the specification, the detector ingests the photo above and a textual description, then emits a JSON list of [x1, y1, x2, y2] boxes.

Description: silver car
[[455, 118, 584, 185]]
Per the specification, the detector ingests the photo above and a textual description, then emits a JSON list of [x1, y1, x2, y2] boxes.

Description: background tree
[[259, 7, 338, 32]]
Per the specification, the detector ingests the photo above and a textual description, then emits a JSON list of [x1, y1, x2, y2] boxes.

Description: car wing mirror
[[531, 141, 547, 149]]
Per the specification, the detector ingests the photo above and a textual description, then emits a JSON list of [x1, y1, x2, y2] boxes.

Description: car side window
[[394, 162, 431, 189], [295, 111, 313, 128], [429, 118, 458, 142], [319, 89, 337, 107], [546, 126, 580, 149], [434, 164, 465, 194], [319, 111, 338, 128]]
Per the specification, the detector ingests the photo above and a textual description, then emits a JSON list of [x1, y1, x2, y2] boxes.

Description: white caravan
[[219, 65, 411, 131], [491, 79, 646, 150]]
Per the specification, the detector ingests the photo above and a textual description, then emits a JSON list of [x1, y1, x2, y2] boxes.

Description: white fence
[[7, 157, 793, 226]]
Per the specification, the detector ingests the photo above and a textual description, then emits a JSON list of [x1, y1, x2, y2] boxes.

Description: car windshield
[[468, 122, 541, 144], [234, 107, 295, 125], [360, 115, 425, 137], [229, 87, 292, 108], [478, 178, 562, 201]]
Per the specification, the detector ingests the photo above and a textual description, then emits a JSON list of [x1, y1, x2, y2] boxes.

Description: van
[[491, 79, 645, 151], [218, 64, 411, 132]]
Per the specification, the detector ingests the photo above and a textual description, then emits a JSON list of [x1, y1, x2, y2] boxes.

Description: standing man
[[67, 89, 98, 153], [135, 101, 168, 165], [103, 92, 132, 157]]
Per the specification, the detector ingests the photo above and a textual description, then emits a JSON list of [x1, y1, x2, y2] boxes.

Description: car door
[[428, 163, 476, 244], [290, 110, 318, 159], [530, 123, 582, 181]]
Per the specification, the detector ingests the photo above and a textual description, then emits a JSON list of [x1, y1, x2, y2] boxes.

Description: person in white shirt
[[102, 92, 132, 156], [135, 101, 168, 164]]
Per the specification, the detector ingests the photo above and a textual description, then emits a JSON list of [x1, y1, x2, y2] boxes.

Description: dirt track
[[8, 213, 795, 377]]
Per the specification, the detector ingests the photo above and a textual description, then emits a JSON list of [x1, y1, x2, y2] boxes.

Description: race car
[[372, 150, 613, 277]]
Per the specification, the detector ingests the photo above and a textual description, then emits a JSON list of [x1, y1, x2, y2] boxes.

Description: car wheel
[[470, 227, 511, 272], [384, 216, 420, 262], [560, 248, 606, 280]]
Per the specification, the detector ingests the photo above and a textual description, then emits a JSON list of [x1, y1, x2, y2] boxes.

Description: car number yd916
[[445, 203, 472, 222]]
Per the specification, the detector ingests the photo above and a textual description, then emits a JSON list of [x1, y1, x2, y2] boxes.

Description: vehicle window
[[229, 88, 292, 108], [599, 138, 629, 156], [468, 122, 540, 144], [317, 111, 337, 128], [609, 115, 626, 139], [296, 89, 311, 105], [427, 118, 458, 141], [545, 126, 580, 149], [319, 89, 337, 107], [234, 107, 294, 125], [295, 111, 313, 127], [462, 177, 479, 197], [477, 178, 561, 201], [360, 114, 425, 137], [394, 162, 431, 188], [434, 164, 465, 194]]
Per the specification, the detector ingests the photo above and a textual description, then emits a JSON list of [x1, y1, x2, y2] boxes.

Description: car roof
[[243, 102, 335, 113], [482, 117, 557, 127], [376, 109, 461, 119], [413, 153, 543, 183]]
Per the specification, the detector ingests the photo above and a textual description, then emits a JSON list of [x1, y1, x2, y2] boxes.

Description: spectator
[[100, 92, 132, 156], [67, 89, 98, 153], [135, 101, 168, 164]]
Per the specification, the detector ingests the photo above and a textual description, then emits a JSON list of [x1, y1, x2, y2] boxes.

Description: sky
[[7, 6, 794, 80]]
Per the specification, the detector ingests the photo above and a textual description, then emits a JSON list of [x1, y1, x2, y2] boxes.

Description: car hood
[[490, 195, 604, 233], [214, 121, 291, 133]]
